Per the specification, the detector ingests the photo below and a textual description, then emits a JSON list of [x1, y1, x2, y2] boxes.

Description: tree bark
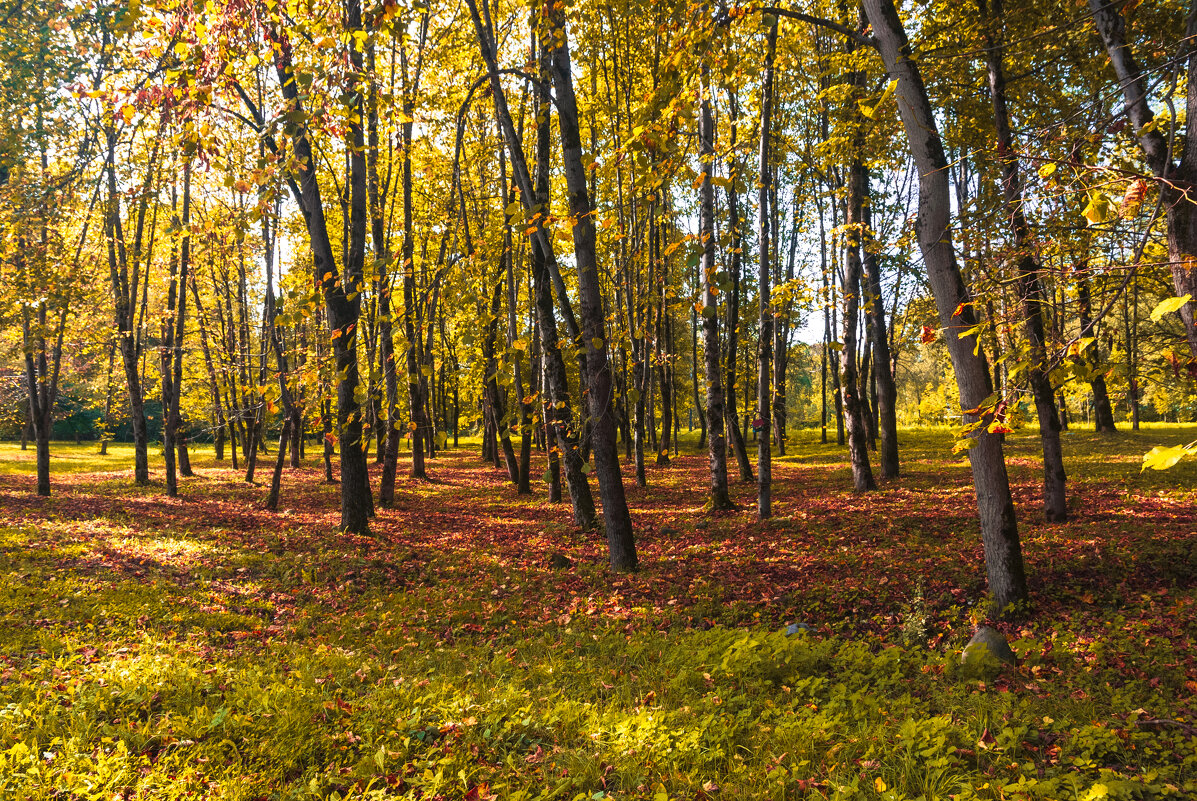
[[699, 63, 733, 511], [466, 0, 596, 526], [981, 0, 1065, 519], [843, 155, 877, 492], [1076, 265, 1118, 433], [103, 126, 156, 485], [757, 21, 778, 518], [546, 3, 637, 569], [484, 275, 520, 483], [863, 0, 1028, 613], [368, 42, 402, 507], [1089, 0, 1197, 360], [861, 168, 900, 479], [264, 11, 373, 533], [162, 160, 191, 498], [775, 191, 799, 455], [723, 94, 754, 483]]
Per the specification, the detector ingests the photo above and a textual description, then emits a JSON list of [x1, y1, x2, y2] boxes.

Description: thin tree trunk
[[723, 94, 754, 483], [104, 126, 156, 485], [266, 411, 297, 512], [369, 41, 402, 507], [757, 21, 778, 518], [162, 161, 191, 498], [842, 153, 877, 492], [981, 0, 1065, 519], [259, 11, 373, 531], [545, 3, 637, 568], [484, 276, 519, 483], [861, 168, 900, 478], [655, 234, 674, 466], [692, 303, 707, 449], [468, 3, 596, 526], [699, 63, 733, 511], [775, 191, 799, 455], [1076, 265, 1118, 433]]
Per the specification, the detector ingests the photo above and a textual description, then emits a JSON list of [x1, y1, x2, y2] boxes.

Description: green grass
[[3, 550, 1193, 801], [1, 427, 1195, 800]]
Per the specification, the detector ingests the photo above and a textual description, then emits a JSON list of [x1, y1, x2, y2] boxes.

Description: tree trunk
[[757, 21, 778, 518], [981, 0, 1065, 520], [369, 42, 402, 507], [178, 431, 192, 476], [1076, 266, 1117, 433], [723, 95, 754, 484], [484, 276, 520, 483], [162, 161, 190, 498], [655, 257, 674, 467], [692, 303, 707, 449], [467, 0, 596, 526], [401, 157, 428, 479], [503, 168, 533, 494], [861, 168, 900, 478], [546, 3, 637, 569], [842, 155, 877, 493], [864, 0, 1028, 613], [104, 127, 154, 485], [775, 191, 799, 455], [699, 64, 733, 511], [262, 12, 373, 532], [1089, 0, 1197, 359], [265, 412, 293, 511]]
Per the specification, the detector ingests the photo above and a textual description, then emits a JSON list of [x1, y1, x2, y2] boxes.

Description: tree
[[698, 58, 734, 512], [756, 18, 778, 518], [862, 0, 1029, 613], [1088, 0, 1197, 361]]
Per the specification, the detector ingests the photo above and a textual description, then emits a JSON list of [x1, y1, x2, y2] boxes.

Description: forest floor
[[1, 426, 1195, 800]]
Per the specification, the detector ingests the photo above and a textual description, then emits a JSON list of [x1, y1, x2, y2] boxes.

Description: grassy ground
[[0, 427, 1195, 800]]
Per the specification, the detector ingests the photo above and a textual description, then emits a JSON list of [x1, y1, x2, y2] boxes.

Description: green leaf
[[1149, 294, 1192, 322], [207, 707, 229, 730], [591, 337, 605, 350]]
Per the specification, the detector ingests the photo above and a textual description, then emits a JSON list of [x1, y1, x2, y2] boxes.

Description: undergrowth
[[1, 429, 1195, 799]]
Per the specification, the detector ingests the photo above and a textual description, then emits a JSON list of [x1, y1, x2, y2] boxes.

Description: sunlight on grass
[[1, 429, 1196, 799]]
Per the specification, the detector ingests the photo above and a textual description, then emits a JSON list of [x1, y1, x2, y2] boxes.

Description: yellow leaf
[[1082, 189, 1113, 226], [1149, 294, 1192, 322], [591, 337, 604, 350], [1142, 444, 1194, 472], [875, 777, 887, 793], [1037, 162, 1057, 178]]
